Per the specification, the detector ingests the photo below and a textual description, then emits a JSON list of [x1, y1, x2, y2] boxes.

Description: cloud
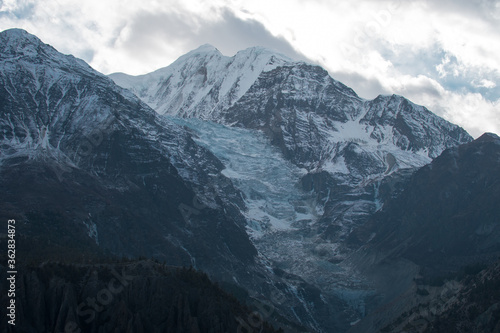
[[373, 42, 500, 100], [110, 8, 310, 74], [0, 0, 310, 75], [422, 0, 500, 24], [397, 75, 444, 99], [0, 0, 498, 136], [0, 0, 35, 19], [381, 73, 500, 138], [473, 79, 497, 89], [329, 70, 391, 99], [429, 93, 500, 138]]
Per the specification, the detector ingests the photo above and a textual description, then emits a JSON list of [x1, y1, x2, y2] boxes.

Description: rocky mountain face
[[111, 46, 471, 169]]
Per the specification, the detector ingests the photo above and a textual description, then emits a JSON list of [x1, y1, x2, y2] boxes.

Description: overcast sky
[[1, 0, 499, 137]]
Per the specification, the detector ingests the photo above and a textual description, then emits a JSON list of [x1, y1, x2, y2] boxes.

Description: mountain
[[2, 29, 488, 333], [110, 46, 471, 169], [351, 133, 500, 272], [110, 47, 472, 243], [110, 46, 474, 330], [347, 133, 500, 332], [0, 29, 359, 332], [110, 45, 292, 120], [0, 28, 255, 274], [381, 259, 500, 333], [0, 28, 276, 325]]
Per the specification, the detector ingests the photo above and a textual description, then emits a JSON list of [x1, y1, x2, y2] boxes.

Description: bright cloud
[[0, 0, 498, 137]]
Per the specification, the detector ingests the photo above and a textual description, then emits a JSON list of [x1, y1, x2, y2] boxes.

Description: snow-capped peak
[[0, 28, 99, 78], [109, 44, 293, 118], [0, 28, 42, 46], [190, 43, 220, 53], [110, 44, 471, 170], [171, 43, 223, 65], [0, 28, 52, 59], [234, 45, 294, 62]]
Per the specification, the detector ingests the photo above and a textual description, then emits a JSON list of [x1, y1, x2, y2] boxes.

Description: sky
[[1, 0, 499, 138]]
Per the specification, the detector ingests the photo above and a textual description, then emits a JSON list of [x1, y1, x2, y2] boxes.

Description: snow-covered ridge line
[[0, 29, 235, 208], [110, 43, 471, 166], [109, 45, 295, 118]]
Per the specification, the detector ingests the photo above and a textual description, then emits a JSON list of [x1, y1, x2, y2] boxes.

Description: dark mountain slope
[[0, 260, 283, 333], [351, 133, 500, 274], [380, 259, 500, 333], [0, 28, 255, 282], [347, 133, 500, 333]]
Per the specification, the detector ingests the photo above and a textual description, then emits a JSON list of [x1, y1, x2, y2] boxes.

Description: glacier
[[171, 116, 374, 324], [171, 117, 318, 237]]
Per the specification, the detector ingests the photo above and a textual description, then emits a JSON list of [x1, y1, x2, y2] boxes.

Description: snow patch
[[83, 218, 99, 245]]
